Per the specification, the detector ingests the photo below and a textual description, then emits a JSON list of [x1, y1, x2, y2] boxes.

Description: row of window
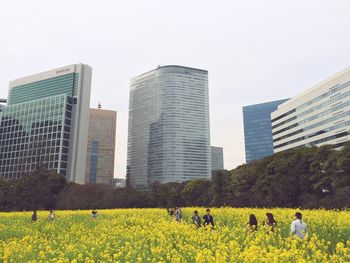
[[296, 82, 349, 111], [274, 110, 350, 143], [9, 74, 77, 105], [273, 89, 350, 134], [274, 125, 350, 149], [0, 162, 67, 177], [8, 94, 67, 110], [273, 98, 350, 136], [272, 81, 350, 125], [0, 149, 65, 159]]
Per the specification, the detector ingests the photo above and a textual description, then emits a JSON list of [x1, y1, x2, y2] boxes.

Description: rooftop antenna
[[98, 102, 101, 109]]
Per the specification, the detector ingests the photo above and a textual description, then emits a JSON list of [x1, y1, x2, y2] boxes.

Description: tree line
[[0, 142, 349, 211]]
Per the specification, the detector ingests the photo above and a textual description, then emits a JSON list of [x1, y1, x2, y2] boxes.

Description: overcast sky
[[1, 0, 350, 178]]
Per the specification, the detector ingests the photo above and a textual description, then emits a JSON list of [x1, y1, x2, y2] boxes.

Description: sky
[[1, 0, 350, 179]]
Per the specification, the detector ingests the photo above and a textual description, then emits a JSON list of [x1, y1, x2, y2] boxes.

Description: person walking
[[175, 207, 182, 222], [192, 210, 201, 228], [263, 212, 277, 232], [247, 214, 258, 232], [48, 210, 55, 221], [167, 208, 175, 217], [203, 208, 214, 228], [92, 210, 98, 219], [291, 212, 308, 238], [31, 210, 38, 222]]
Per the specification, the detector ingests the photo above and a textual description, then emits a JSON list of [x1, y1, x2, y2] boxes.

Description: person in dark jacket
[[192, 210, 201, 228], [203, 208, 214, 227], [31, 210, 38, 222], [91, 210, 98, 219], [247, 214, 258, 232], [263, 212, 277, 232], [167, 208, 174, 217]]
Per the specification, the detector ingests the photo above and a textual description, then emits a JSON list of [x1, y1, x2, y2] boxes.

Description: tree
[[181, 179, 211, 206], [210, 170, 229, 207], [56, 183, 114, 210], [226, 163, 259, 207], [20, 169, 66, 210]]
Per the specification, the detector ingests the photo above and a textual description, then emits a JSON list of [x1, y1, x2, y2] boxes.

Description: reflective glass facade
[[243, 99, 289, 163], [272, 67, 350, 152], [0, 64, 92, 183], [0, 95, 72, 178], [8, 73, 79, 105], [127, 65, 211, 189], [89, 141, 99, 183]]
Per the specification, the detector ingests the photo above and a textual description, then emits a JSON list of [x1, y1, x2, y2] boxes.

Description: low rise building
[[272, 67, 350, 152]]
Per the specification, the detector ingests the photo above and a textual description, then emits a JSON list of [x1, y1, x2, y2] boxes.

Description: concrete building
[[243, 99, 289, 163], [127, 65, 211, 189], [211, 146, 224, 171], [272, 67, 350, 152], [85, 107, 116, 185], [0, 64, 92, 183]]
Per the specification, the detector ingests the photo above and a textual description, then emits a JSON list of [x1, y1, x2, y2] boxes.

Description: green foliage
[[1, 142, 349, 210], [56, 183, 114, 210], [0, 169, 66, 211], [181, 179, 211, 206]]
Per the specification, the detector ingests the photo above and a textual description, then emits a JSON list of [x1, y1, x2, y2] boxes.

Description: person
[[203, 208, 214, 228], [192, 210, 201, 228], [247, 214, 258, 232], [31, 210, 38, 222], [175, 207, 182, 222], [48, 210, 55, 221], [263, 212, 277, 232], [167, 208, 175, 217], [291, 212, 308, 239], [92, 210, 98, 219]]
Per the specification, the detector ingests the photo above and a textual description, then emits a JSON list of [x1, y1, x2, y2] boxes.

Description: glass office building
[[0, 99, 6, 113], [272, 67, 350, 152], [0, 64, 92, 183], [127, 65, 211, 189], [243, 99, 289, 163]]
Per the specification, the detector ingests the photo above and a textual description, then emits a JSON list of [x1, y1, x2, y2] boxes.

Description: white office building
[[271, 67, 350, 153], [127, 65, 211, 189]]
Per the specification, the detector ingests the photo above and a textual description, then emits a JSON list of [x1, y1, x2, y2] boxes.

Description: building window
[[89, 141, 99, 183]]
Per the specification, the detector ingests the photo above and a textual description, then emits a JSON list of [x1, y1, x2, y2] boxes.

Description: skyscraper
[[0, 99, 6, 112], [85, 107, 116, 185], [127, 65, 211, 189], [0, 64, 91, 183], [243, 99, 289, 163], [211, 146, 224, 172], [272, 67, 350, 152]]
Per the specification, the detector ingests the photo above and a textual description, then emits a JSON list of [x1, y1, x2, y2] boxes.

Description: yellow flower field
[[0, 208, 349, 262]]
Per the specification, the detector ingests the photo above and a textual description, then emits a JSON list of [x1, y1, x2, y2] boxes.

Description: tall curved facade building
[[127, 65, 211, 189]]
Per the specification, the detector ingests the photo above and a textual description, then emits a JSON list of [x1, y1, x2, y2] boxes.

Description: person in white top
[[48, 210, 55, 221], [290, 212, 308, 238]]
